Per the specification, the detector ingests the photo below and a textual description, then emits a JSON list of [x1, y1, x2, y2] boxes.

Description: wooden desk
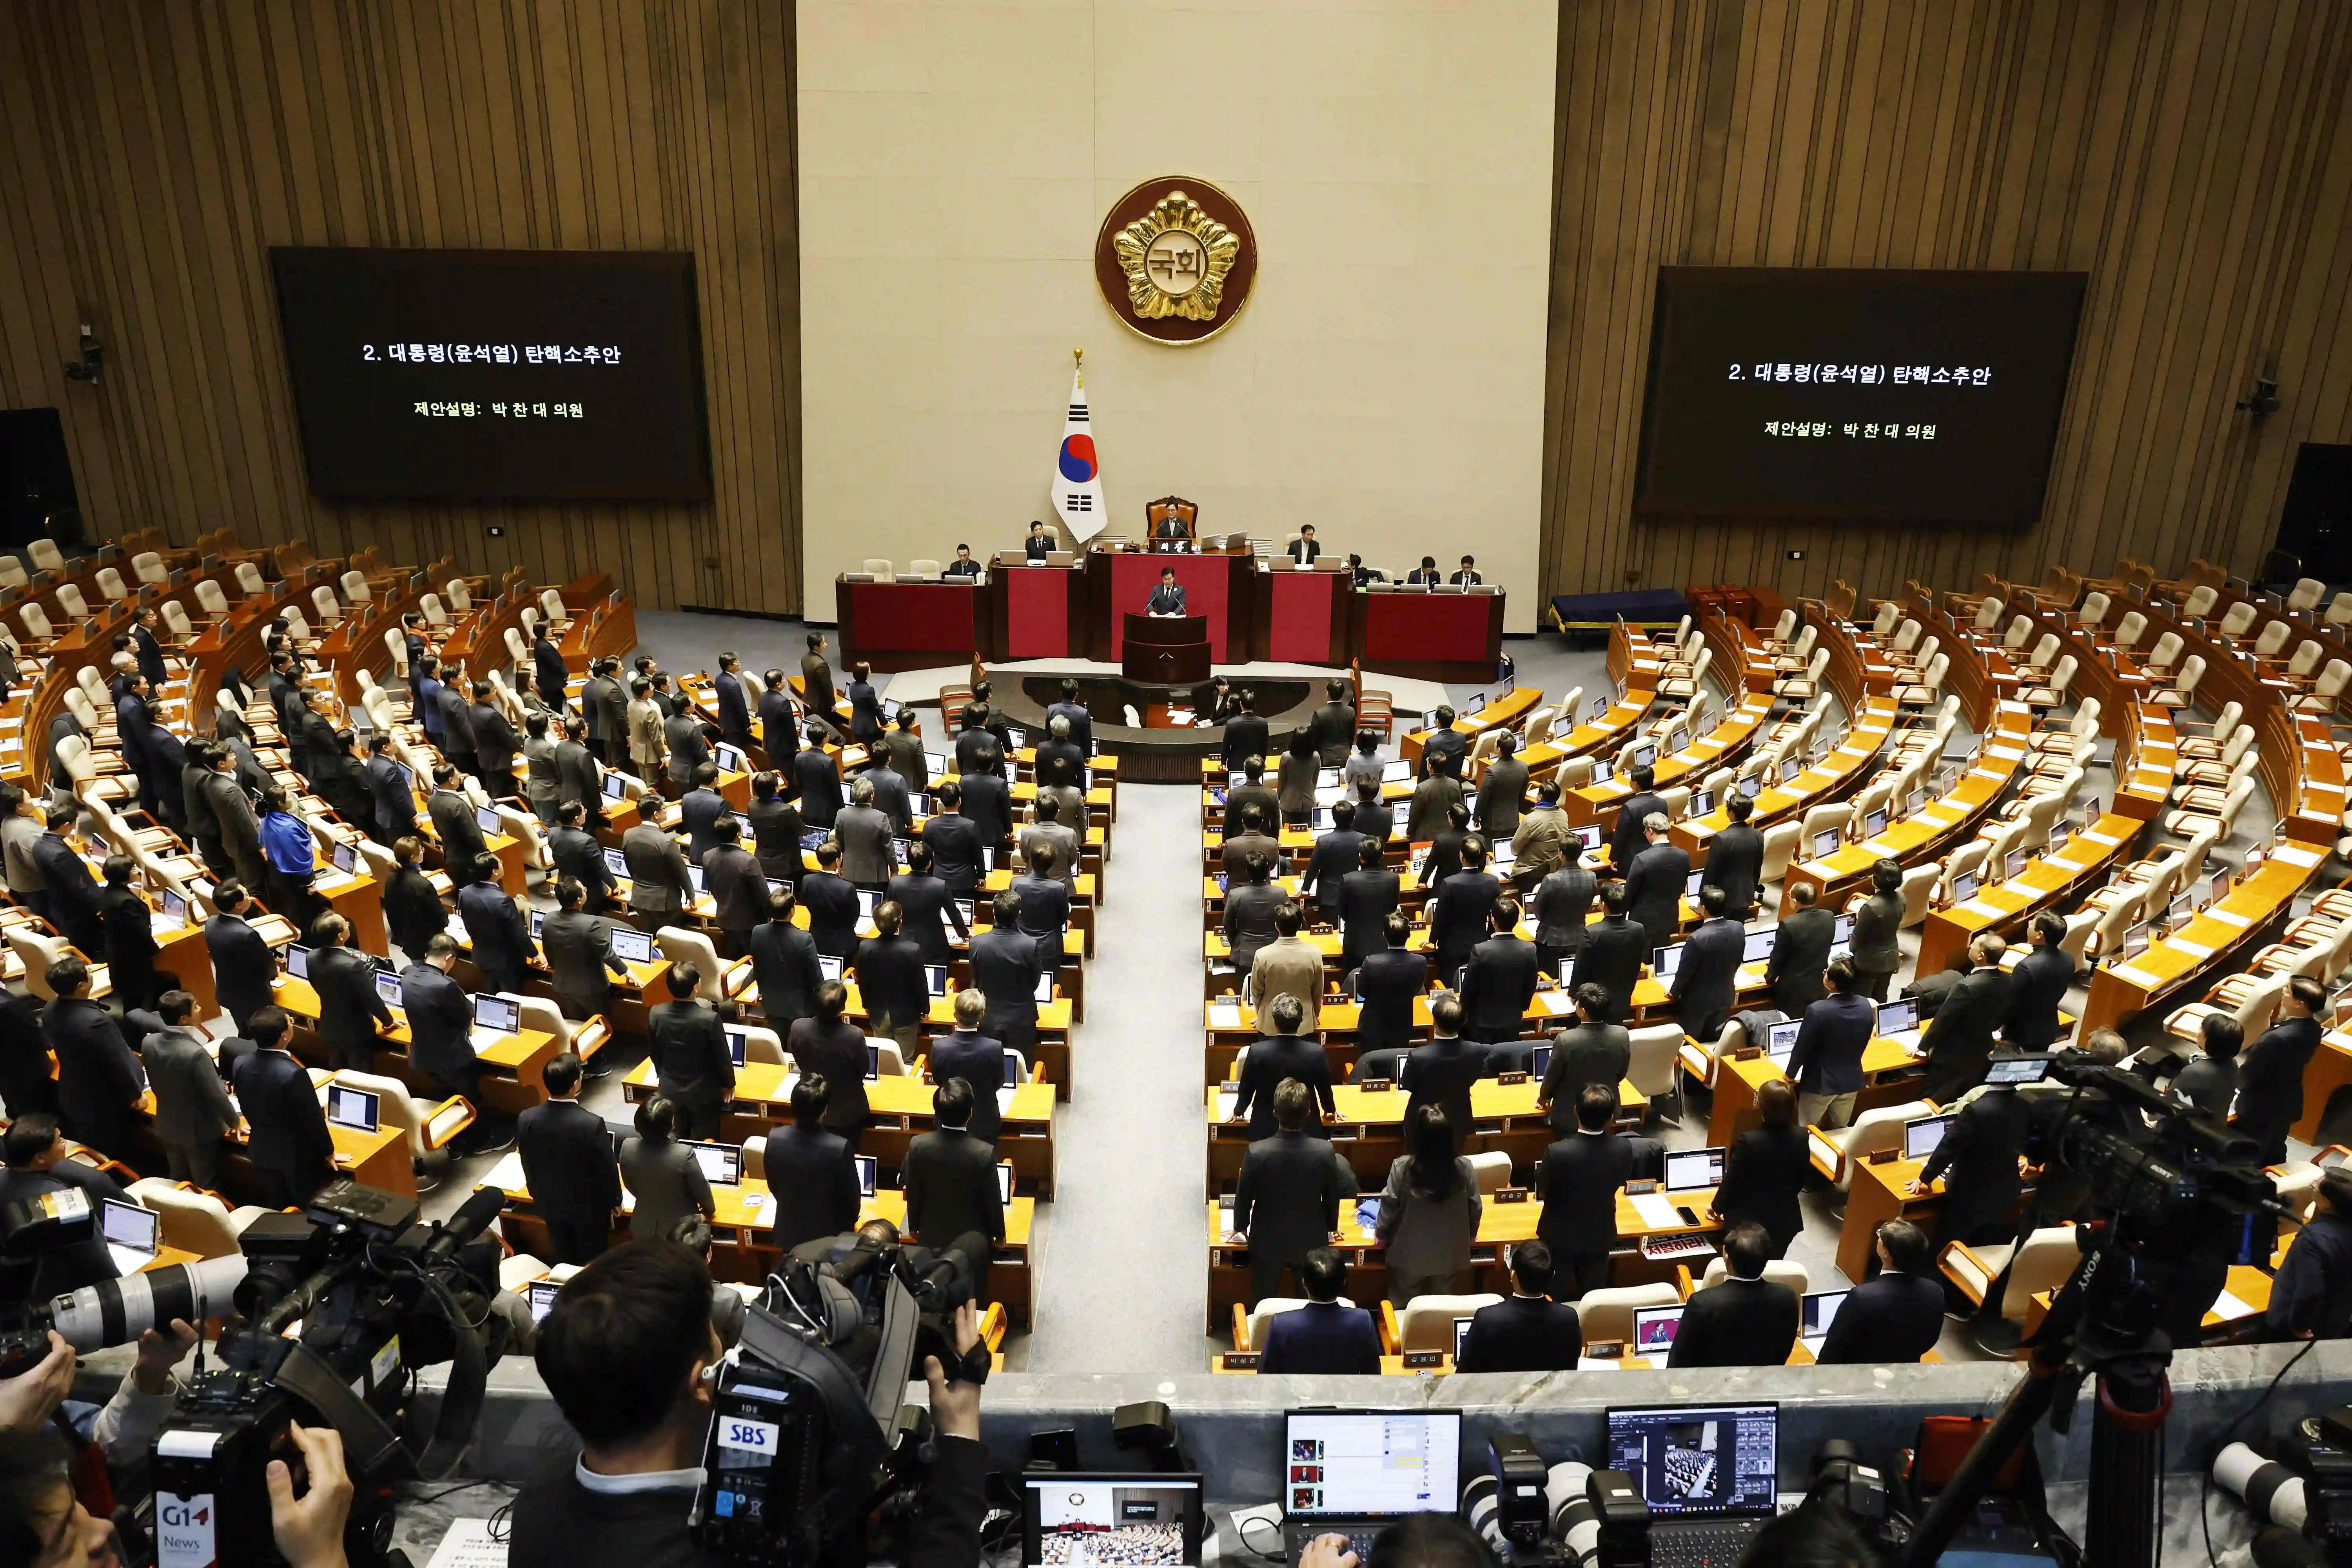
[[1706, 1035, 1926, 1146], [1836, 1156, 1947, 1284], [1399, 689, 1543, 763], [2082, 838, 2328, 1035], [1205, 1078, 1643, 1193], [270, 975, 564, 1114]]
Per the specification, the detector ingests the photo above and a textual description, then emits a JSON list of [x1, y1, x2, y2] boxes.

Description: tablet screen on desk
[[997, 1163, 1013, 1205], [1903, 1113, 1956, 1161], [725, 1029, 747, 1068], [683, 1140, 742, 1185], [604, 848, 630, 877], [287, 944, 312, 980], [855, 1154, 877, 1197], [526, 1280, 561, 1323], [1531, 1045, 1551, 1078], [374, 972, 403, 1009], [327, 1084, 381, 1133], [610, 927, 654, 965], [473, 995, 521, 1035], [818, 955, 844, 983], [1876, 997, 1919, 1036], [1743, 925, 1777, 964], [604, 773, 628, 800], [1663, 1147, 1724, 1192]]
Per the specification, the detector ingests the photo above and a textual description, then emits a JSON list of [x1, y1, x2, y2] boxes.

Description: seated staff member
[[1449, 556, 1483, 586], [1145, 567, 1187, 616], [942, 543, 984, 579], [1666, 1222, 1798, 1369], [1406, 556, 1444, 586], [1024, 519, 1055, 561], [1454, 1241, 1584, 1373], [1256, 1249, 1381, 1376], [1816, 1220, 1945, 1364], [1229, 1078, 1349, 1305], [1284, 524, 1321, 563]]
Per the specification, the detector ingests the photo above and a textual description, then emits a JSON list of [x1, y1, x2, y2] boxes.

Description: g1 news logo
[[156, 1491, 218, 1568]]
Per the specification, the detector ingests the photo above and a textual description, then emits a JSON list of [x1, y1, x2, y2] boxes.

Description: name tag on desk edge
[[1497, 1069, 1528, 1085], [1221, 1352, 1261, 1370], [1403, 1350, 1445, 1369], [1867, 1148, 1902, 1165], [1495, 1187, 1530, 1203], [1625, 1178, 1658, 1194], [1359, 1079, 1393, 1093]]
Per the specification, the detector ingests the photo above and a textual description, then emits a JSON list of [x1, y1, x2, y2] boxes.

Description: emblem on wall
[[1095, 178, 1257, 346]]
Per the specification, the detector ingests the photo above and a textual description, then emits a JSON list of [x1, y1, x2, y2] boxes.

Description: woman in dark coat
[[1710, 1078, 1810, 1259]]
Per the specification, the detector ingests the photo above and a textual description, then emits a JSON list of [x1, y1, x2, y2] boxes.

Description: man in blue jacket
[[1258, 1248, 1381, 1375]]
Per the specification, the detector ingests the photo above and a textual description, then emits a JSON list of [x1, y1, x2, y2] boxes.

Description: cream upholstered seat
[[234, 561, 268, 597], [27, 539, 65, 573], [334, 1068, 476, 1178], [131, 550, 169, 585], [1238, 1297, 1313, 1352], [125, 1180, 267, 1258], [1696, 1256, 1809, 1296], [1465, 1150, 1513, 1194], [1942, 1223, 2079, 1330], [92, 566, 129, 602], [1397, 1294, 1503, 1352], [656, 925, 753, 999], [196, 579, 232, 618], [1808, 1098, 1936, 1189], [1573, 1282, 1682, 1345]]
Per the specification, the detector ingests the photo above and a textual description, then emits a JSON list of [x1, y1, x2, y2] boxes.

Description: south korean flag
[[1052, 361, 1107, 543]]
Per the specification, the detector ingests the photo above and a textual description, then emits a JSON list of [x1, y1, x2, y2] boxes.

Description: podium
[[1122, 612, 1210, 685]]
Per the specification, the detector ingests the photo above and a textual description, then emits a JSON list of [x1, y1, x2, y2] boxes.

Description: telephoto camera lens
[[46, 1256, 248, 1351]]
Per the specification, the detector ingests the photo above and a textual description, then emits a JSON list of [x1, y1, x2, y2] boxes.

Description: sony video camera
[[147, 1181, 512, 1568]]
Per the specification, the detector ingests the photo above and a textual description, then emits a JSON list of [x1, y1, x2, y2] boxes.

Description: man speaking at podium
[[1146, 566, 1188, 617]]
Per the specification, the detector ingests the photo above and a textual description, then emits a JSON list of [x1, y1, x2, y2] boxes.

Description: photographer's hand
[[133, 1319, 198, 1396], [0, 1332, 75, 1432], [923, 1299, 983, 1441], [1302, 1533, 1361, 1568], [268, 1420, 354, 1568]]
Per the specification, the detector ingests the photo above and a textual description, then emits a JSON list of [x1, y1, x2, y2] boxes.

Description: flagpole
[[1074, 346, 1083, 388]]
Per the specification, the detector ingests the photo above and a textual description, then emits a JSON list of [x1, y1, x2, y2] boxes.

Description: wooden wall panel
[[1541, 0, 2352, 608], [0, 0, 801, 616]]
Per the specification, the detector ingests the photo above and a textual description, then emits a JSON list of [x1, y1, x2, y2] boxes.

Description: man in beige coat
[[1250, 901, 1328, 1025]]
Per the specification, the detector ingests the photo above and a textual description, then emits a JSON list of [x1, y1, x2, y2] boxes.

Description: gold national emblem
[[1112, 191, 1241, 322]]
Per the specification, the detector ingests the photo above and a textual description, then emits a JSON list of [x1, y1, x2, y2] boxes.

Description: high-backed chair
[[195, 579, 233, 619], [2182, 584, 2221, 619], [27, 539, 65, 573], [1695, 1256, 1808, 1296], [1809, 1099, 1936, 1189], [2291, 577, 2327, 613], [1942, 1224, 2080, 1342], [342, 569, 373, 603], [126, 1180, 269, 1258], [1626, 1023, 1683, 1122], [132, 551, 171, 586], [1573, 1282, 1682, 1345], [334, 1068, 476, 1190], [656, 926, 752, 999], [1395, 1294, 1503, 1354], [233, 561, 268, 597]]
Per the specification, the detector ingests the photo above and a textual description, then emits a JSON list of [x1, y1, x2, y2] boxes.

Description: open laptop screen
[[1281, 1411, 1461, 1519], [1604, 1402, 1779, 1518], [1663, 1147, 1724, 1192], [473, 995, 521, 1035], [1904, 1113, 1957, 1161], [1876, 996, 1920, 1036], [326, 1085, 381, 1132], [1631, 1305, 1683, 1357], [682, 1140, 742, 1185], [610, 927, 654, 964]]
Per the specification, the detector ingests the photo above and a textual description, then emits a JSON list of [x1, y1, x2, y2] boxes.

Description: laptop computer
[[1630, 1305, 1683, 1359], [603, 772, 629, 800], [1742, 925, 1778, 964], [286, 944, 312, 981], [603, 847, 630, 878], [1764, 1018, 1801, 1070], [475, 805, 502, 835], [100, 1199, 160, 1278], [1662, 1147, 1725, 1193], [855, 1154, 878, 1198], [714, 743, 745, 774], [326, 1083, 381, 1134], [1811, 828, 1842, 859], [1652, 942, 1683, 980], [1875, 996, 1920, 1040], [372, 970, 403, 1009], [1281, 1410, 1461, 1564], [818, 954, 845, 983], [1023, 1473, 1205, 1568], [470, 993, 522, 1053], [724, 1029, 748, 1069], [1380, 759, 1412, 784], [682, 1140, 743, 1186], [1904, 1113, 1957, 1161], [1604, 1402, 1779, 1559], [610, 926, 654, 965], [1798, 1290, 1848, 1357], [1530, 1044, 1552, 1078], [1452, 1316, 1474, 1363], [525, 1279, 563, 1324]]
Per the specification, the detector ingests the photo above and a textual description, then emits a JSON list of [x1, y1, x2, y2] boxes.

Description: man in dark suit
[[928, 989, 1007, 1146], [746, 771, 805, 883], [1667, 1222, 1799, 1368], [363, 735, 414, 846], [1535, 1083, 1636, 1297], [1459, 898, 1539, 1045], [794, 725, 845, 828], [1220, 693, 1270, 772], [866, 754, 915, 835], [1766, 880, 1836, 1016], [437, 673, 479, 779], [1229, 1079, 1348, 1304], [543, 878, 630, 1025], [549, 801, 617, 915], [1539, 983, 1631, 1136], [204, 881, 278, 1035], [1418, 707, 1465, 777], [1455, 1241, 1585, 1372], [1531, 854, 1598, 979], [309, 913, 394, 1072], [31, 805, 103, 958], [470, 681, 521, 799], [759, 670, 800, 768], [958, 761, 1012, 853], [622, 814, 696, 924], [129, 604, 170, 690], [921, 780, 986, 897], [1917, 1078, 2031, 1271], [427, 767, 488, 870], [787, 980, 874, 1148], [1355, 913, 1429, 1056], [1702, 793, 1766, 917], [1817, 1220, 1946, 1365], [1034, 716, 1087, 789], [2004, 911, 2073, 1049], [1044, 678, 1094, 757], [1622, 813, 1688, 955], [517, 1051, 622, 1265], [1428, 837, 1501, 986], [403, 934, 493, 1151], [801, 633, 839, 730], [233, 1007, 336, 1208], [1417, 802, 1473, 889], [749, 888, 826, 1035], [1310, 679, 1356, 766], [554, 715, 605, 827], [533, 624, 570, 712], [900, 1079, 1005, 1296], [1850, 858, 1907, 1001], [646, 964, 734, 1139], [712, 653, 753, 751], [1352, 777, 1395, 847], [1608, 766, 1664, 871], [458, 853, 535, 996], [1406, 770, 1465, 851], [1256, 1249, 1381, 1375], [679, 764, 731, 863], [579, 657, 622, 764], [1222, 849, 1286, 980], [0, 1113, 126, 1301], [143, 990, 238, 1187], [663, 704, 717, 794], [0, 986, 53, 1121], [1220, 800, 1279, 882], [2236, 975, 2329, 1164], [1786, 955, 1877, 1130], [1670, 884, 1745, 1044], [1570, 880, 1648, 1024], [1403, 995, 1486, 1143], [835, 777, 899, 889], [1010, 847, 1071, 980], [766, 1075, 864, 1254], [1919, 932, 2011, 1103], [889, 843, 969, 966], [703, 816, 771, 960], [969, 892, 1044, 1057], [1475, 731, 1529, 843], [855, 901, 929, 1052], [1298, 800, 1365, 924], [799, 842, 864, 960], [1338, 837, 1401, 973], [1232, 995, 1335, 1140]]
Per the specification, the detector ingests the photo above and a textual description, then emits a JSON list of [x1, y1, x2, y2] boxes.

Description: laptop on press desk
[[1604, 1402, 1779, 1567], [1281, 1409, 1460, 1566]]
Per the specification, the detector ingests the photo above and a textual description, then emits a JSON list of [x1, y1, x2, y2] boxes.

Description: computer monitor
[[1782, 757, 1805, 782], [1863, 809, 1887, 837], [997, 1163, 1014, 1206], [866, 1044, 881, 1081], [1811, 829, 1842, 859], [818, 954, 844, 983], [1604, 1403, 1779, 1519], [1949, 871, 1980, 904], [1832, 912, 1856, 947], [332, 841, 358, 874], [1875, 996, 1920, 1036], [1453, 1316, 1474, 1362], [688, 866, 706, 896], [855, 1154, 878, 1198], [1381, 758, 1412, 784], [714, 743, 745, 774], [1688, 789, 1715, 817], [1663, 1147, 1725, 1192], [286, 944, 312, 980], [372, 971, 403, 1009], [610, 927, 654, 965], [161, 888, 189, 925], [1800, 1290, 1848, 1343], [1904, 1113, 1957, 1161], [603, 847, 629, 877], [1626, 744, 1657, 771], [724, 1029, 748, 1069], [2120, 922, 2150, 959], [1022, 1474, 1205, 1568], [924, 964, 949, 998], [1984, 1055, 2053, 1086], [2005, 850, 2029, 879], [603, 772, 629, 800], [100, 1198, 159, 1259], [2170, 890, 2193, 925], [1572, 824, 1602, 852], [682, 1140, 742, 1186], [1419, 708, 1446, 731], [1653, 942, 1683, 980], [1311, 806, 1336, 833], [475, 805, 501, 834], [1683, 869, 1705, 898], [1742, 925, 1778, 964], [1764, 1020, 1801, 1064], [1280, 1411, 1461, 1519], [1906, 788, 1926, 815], [326, 1084, 381, 1133], [526, 1280, 562, 1324], [1531, 1044, 1552, 1078], [1590, 695, 1610, 720], [857, 889, 879, 923], [473, 994, 521, 1035], [1630, 1306, 1684, 1358], [2212, 869, 2233, 904], [1034, 972, 1055, 1004]]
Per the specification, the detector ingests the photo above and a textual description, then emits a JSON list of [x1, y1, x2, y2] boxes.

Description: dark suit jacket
[[799, 871, 862, 959], [622, 822, 695, 916], [0, 990, 55, 1120], [1786, 992, 1875, 1097], [959, 771, 1011, 847], [1703, 823, 1765, 914], [1232, 1129, 1345, 1272], [713, 670, 752, 745], [1258, 1300, 1381, 1375], [1920, 966, 2009, 1102], [788, 1015, 870, 1132], [648, 998, 735, 1115], [747, 797, 805, 880], [554, 740, 603, 822], [889, 873, 967, 966], [1457, 1294, 1584, 1373], [793, 747, 844, 827], [663, 710, 714, 786], [1713, 1123, 1809, 1256], [1922, 1087, 2029, 1246], [1541, 1022, 1631, 1134], [1851, 890, 1906, 978], [144, 1026, 236, 1147], [234, 1048, 333, 1188], [867, 765, 914, 833], [1300, 830, 1366, 915], [459, 880, 532, 993], [1233, 1033, 1336, 1139], [1570, 915, 1648, 1022], [312, 944, 393, 1058], [2005, 944, 2073, 1048], [401, 961, 476, 1081], [2236, 1015, 2324, 1151], [1609, 792, 1665, 869], [1339, 868, 1401, 967], [1459, 936, 1539, 1037], [1430, 869, 1500, 973], [1355, 796, 1395, 844], [543, 909, 626, 1011], [929, 1028, 1007, 1146], [749, 920, 826, 1031], [383, 866, 447, 960], [1355, 946, 1429, 1052], [550, 826, 615, 907], [1402, 1036, 1487, 1140], [922, 813, 985, 894], [472, 704, 520, 775], [680, 788, 731, 863], [429, 789, 488, 868], [703, 845, 770, 935], [758, 689, 799, 764], [1623, 842, 1689, 950], [517, 1098, 621, 1234], [1816, 1270, 1946, 1364], [1668, 1277, 1799, 1368], [205, 913, 278, 1028], [367, 755, 415, 840], [31, 833, 99, 941], [437, 683, 477, 754], [1536, 1130, 1635, 1254], [765, 1123, 863, 1252], [855, 933, 929, 1031], [902, 1128, 1004, 1247], [534, 638, 570, 709], [1766, 906, 1836, 1014], [968, 928, 1042, 1034], [1221, 714, 1271, 770], [1671, 916, 1744, 1037], [1532, 866, 1598, 954], [132, 624, 169, 691]]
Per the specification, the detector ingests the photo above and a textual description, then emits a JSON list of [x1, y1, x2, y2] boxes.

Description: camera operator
[[2267, 1167, 2352, 1341], [517, 1238, 991, 1568]]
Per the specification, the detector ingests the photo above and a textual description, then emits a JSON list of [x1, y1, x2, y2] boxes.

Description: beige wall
[[799, 0, 1557, 631]]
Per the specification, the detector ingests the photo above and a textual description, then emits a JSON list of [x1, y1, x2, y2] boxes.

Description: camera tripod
[[1901, 1228, 2177, 1568]]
